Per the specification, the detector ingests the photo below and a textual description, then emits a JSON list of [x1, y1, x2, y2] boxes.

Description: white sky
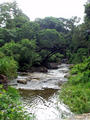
[[0, 0, 87, 22]]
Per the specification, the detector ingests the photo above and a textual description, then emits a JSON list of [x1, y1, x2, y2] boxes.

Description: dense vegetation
[[0, 85, 34, 120], [0, 1, 89, 73], [60, 3, 90, 114], [60, 57, 90, 114], [0, 1, 90, 119]]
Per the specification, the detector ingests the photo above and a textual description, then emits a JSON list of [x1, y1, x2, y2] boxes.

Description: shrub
[[0, 86, 33, 120], [0, 56, 18, 79], [60, 84, 90, 114], [60, 57, 90, 114]]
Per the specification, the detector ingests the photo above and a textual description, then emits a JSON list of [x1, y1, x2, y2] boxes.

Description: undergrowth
[[60, 57, 90, 114]]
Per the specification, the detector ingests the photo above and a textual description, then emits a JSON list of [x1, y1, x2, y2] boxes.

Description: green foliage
[[20, 22, 40, 40], [0, 86, 33, 120], [35, 17, 68, 33], [60, 84, 90, 114], [0, 1, 90, 70], [60, 57, 90, 114], [18, 39, 41, 70], [0, 56, 18, 79], [0, 41, 20, 58], [0, 51, 5, 58], [37, 29, 65, 49], [71, 57, 90, 74], [0, 28, 16, 44], [48, 53, 64, 62], [0, 1, 29, 28], [69, 48, 89, 63], [85, 3, 90, 21], [0, 39, 41, 71]]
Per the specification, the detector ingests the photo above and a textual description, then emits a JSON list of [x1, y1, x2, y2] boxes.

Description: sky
[[0, 0, 87, 22]]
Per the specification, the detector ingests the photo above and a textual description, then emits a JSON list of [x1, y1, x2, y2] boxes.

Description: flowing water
[[11, 64, 73, 120]]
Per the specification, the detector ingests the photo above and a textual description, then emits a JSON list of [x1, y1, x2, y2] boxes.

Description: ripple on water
[[11, 64, 73, 120]]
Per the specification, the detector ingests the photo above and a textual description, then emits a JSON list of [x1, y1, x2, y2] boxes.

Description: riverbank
[[60, 57, 90, 114], [66, 113, 90, 120]]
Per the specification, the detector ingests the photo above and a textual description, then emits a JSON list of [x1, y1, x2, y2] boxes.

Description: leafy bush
[[48, 53, 64, 62], [0, 86, 33, 120], [0, 51, 5, 58], [71, 57, 90, 74], [60, 57, 90, 114], [0, 56, 18, 79], [60, 84, 90, 114], [0, 40, 41, 71], [69, 48, 89, 64]]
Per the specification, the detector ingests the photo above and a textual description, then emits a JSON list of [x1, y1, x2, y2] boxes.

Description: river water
[[11, 64, 73, 120]]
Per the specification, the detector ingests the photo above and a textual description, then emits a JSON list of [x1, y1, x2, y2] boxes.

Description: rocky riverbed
[[9, 64, 90, 120]]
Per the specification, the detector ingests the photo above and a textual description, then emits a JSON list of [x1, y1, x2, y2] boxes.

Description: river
[[11, 64, 73, 120]]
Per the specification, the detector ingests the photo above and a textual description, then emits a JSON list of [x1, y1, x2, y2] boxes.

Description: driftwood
[[0, 74, 8, 90]]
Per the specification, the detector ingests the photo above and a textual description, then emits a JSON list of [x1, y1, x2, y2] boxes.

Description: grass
[[59, 57, 90, 114]]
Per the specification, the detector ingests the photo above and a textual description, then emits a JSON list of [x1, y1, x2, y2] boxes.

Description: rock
[[19, 72, 29, 76], [17, 79, 27, 84], [26, 77, 31, 81], [64, 73, 70, 78], [46, 63, 58, 69], [8, 83, 18, 86], [61, 59, 68, 63]]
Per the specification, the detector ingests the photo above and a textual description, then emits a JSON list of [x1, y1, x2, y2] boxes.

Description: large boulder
[[17, 79, 27, 84], [46, 63, 59, 69]]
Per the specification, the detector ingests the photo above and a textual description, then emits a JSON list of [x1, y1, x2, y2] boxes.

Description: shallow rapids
[[11, 64, 73, 120]]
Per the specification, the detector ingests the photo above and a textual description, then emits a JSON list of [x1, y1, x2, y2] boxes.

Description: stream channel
[[11, 64, 73, 120]]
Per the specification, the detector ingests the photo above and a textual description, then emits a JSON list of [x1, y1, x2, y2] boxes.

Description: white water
[[12, 64, 73, 120]]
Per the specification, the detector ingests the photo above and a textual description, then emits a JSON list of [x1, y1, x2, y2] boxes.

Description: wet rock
[[8, 83, 18, 86], [17, 79, 27, 84], [59, 70, 68, 73], [64, 73, 70, 78], [26, 77, 31, 81], [46, 63, 58, 69], [19, 72, 29, 76]]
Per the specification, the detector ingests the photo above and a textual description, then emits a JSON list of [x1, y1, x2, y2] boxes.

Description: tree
[[37, 29, 66, 63], [0, 40, 41, 71], [20, 22, 40, 40], [85, 3, 90, 22], [35, 17, 68, 33], [0, 1, 30, 28]]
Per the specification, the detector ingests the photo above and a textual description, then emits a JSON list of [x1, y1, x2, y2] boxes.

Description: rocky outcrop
[[17, 79, 27, 84], [46, 63, 59, 69]]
